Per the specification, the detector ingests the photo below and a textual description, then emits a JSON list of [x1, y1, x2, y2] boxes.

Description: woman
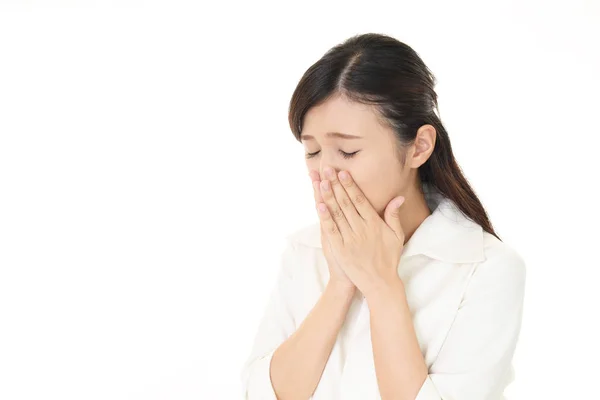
[[240, 33, 526, 400]]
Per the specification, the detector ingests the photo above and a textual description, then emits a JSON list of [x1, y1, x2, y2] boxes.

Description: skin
[[301, 93, 436, 252], [313, 168, 429, 400], [269, 93, 437, 399]]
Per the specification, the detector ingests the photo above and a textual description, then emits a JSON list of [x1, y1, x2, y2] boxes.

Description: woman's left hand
[[316, 166, 407, 298]]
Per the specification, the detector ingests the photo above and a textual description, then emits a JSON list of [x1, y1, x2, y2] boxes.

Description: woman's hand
[[315, 166, 406, 298], [309, 170, 356, 293]]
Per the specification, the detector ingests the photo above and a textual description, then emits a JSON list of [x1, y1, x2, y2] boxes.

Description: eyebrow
[[300, 132, 363, 141]]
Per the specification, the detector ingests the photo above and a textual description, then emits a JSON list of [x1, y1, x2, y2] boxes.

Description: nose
[[308, 150, 339, 180], [318, 160, 339, 180]]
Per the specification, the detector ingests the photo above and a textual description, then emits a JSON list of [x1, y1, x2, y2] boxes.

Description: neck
[[397, 184, 432, 246]]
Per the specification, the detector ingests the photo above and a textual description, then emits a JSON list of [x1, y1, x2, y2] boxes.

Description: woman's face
[[301, 95, 411, 216]]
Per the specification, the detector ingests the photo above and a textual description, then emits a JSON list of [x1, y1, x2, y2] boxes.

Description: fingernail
[[339, 171, 349, 182], [394, 197, 405, 208], [324, 167, 335, 179], [321, 180, 330, 192]]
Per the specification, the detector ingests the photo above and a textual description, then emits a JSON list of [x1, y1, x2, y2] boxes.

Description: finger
[[310, 171, 327, 234], [384, 196, 406, 240], [337, 170, 379, 221], [320, 224, 331, 253], [310, 172, 330, 242], [313, 180, 323, 204], [309, 169, 321, 185], [317, 201, 344, 248], [320, 178, 352, 238], [309, 170, 324, 206], [323, 166, 362, 232]]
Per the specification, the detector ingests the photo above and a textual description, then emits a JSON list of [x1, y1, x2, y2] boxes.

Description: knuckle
[[340, 196, 353, 209], [354, 193, 367, 205], [330, 178, 341, 187], [331, 207, 345, 221], [328, 223, 339, 235]]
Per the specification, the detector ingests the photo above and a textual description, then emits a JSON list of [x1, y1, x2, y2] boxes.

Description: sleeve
[[414, 243, 527, 400], [240, 239, 299, 400]]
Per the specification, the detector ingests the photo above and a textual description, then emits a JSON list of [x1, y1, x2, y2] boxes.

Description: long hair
[[288, 33, 500, 241]]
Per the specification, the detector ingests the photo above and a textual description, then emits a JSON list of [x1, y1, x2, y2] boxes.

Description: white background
[[1, 1, 599, 399]]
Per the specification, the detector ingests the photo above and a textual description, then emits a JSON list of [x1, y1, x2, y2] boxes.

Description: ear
[[410, 124, 436, 168]]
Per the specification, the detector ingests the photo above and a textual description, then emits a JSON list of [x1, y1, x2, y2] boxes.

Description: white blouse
[[240, 183, 526, 400]]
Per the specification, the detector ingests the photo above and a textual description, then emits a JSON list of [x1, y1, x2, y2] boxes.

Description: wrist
[[326, 280, 356, 297], [363, 274, 405, 304]]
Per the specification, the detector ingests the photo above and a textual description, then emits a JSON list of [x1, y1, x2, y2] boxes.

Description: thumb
[[384, 196, 405, 239]]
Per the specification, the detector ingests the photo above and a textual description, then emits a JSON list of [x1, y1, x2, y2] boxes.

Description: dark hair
[[288, 33, 500, 241]]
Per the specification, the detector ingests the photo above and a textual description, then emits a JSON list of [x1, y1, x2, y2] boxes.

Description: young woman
[[240, 33, 526, 400]]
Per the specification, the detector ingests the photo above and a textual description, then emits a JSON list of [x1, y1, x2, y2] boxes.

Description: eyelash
[[306, 150, 359, 159]]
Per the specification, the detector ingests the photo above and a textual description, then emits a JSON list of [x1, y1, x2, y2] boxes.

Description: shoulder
[[481, 233, 526, 274], [471, 232, 527, 292]]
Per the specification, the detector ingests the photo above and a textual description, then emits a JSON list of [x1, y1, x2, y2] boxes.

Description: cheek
[[350, 166, 401, 213], [350, 172, 382, 208], [305, 159, 318, 174]]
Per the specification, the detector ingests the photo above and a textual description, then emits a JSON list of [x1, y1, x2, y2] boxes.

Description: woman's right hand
[[309, 170, 356, 293]]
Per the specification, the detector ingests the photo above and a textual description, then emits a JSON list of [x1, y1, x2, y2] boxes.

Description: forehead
[[301, 95, 387, 141]]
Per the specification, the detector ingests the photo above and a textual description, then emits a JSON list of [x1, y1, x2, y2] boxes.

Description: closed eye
[[305, 150, 360, 159], [340, 150, 359, 159]]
